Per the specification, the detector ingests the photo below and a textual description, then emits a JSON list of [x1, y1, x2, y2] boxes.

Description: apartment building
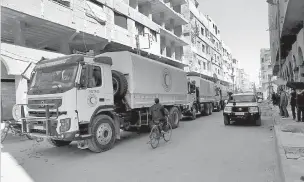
[[268, 0, 304, 82], [181, 0, 228, 83], [1, 0, 189, 119], [260, 48, 273, 98], [222, 41, 233, 84]]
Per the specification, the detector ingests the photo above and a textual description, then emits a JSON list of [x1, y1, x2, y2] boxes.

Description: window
[[203, 62, 206, 70], [83, 65, 102, 88], [135, 22, 145, 36], [200, 27, 204, 36], [202, 44, 205, 52], [114, 12, 127, 29], [261, 58, 264, 63], [206, 45, 210, 54], [150, 29, 157, 42]]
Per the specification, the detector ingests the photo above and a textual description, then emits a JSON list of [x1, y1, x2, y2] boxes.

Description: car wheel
[[224, 115, 230, 125]]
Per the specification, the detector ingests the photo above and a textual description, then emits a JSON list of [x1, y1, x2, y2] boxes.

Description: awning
[[1, 43, 65, 75]]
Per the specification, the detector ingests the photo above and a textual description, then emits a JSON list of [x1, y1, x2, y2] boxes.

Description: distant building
[[259, 48, 273, 98]]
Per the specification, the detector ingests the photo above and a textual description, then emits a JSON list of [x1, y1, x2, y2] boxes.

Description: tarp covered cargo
[[99, 51, 188, 109]]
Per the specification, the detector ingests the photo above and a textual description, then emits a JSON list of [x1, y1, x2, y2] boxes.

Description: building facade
[[260, 48, 273, 98], [268, 0, 304, 83], [181, 0, 235, 86], [1, 0, 243, 119]]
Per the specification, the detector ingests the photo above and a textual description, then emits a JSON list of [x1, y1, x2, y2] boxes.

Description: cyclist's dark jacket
[[149, 103, 167, 121]]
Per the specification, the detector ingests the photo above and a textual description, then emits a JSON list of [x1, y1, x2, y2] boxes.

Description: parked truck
[[182, 72, 218, 119], [12, 51, 189, 153]]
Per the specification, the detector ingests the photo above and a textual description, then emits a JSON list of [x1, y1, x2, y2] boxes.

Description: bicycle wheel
[[1, 124, 10, 143], [149, 125, 160, 149], [163, 122, 172, 142]]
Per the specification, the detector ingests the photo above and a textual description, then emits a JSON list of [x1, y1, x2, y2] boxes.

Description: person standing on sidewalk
[[290, 88, 297, 120], [280, 87, 289, 118], [296, 89, 304, 122]]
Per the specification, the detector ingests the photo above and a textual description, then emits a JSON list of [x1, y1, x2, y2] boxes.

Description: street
[[1, 110, 279, 182]]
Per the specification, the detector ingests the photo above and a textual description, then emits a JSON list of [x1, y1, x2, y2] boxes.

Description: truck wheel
[[169, 107, 180, 129], [47, 139, 72, 147], [224, 115, 230, 125], [191, 105, 197, 120], [201, 104, 208, 116], [209, 104, 213, 115], [112, 70, 128, 99], [88, 115, 116, 153], [255, 116, 262, 126]]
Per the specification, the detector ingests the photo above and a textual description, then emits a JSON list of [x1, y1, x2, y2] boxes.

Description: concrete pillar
[[171, 42, 175, 59], [169, 19, 175, 33], [159, 12, 165, 28], [12, 20, 26, 46]]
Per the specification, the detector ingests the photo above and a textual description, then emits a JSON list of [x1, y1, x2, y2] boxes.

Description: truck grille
[[27, 98, 62, 109], [232, 107, 248, 112]]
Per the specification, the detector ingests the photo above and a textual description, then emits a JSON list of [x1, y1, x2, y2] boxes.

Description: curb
[[273, 112, 288, 182], [273, 123, 287, 182]]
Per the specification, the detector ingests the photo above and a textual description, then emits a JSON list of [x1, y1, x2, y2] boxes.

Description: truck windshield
[[29, 63, 78, 94], [230, 95, 256, 103]]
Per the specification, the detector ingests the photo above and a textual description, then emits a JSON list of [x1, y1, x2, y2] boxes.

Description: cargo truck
[[182, 72, 217, 119], [12, 51, 188, 153]]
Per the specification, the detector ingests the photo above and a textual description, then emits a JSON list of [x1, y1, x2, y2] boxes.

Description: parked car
[[223, 93, 262, 126]]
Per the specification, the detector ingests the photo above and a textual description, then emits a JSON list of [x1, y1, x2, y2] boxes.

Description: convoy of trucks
[[13, 51, 229, 153]]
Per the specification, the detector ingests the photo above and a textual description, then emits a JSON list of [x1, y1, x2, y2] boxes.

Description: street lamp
[[267, 0, 282, 78]]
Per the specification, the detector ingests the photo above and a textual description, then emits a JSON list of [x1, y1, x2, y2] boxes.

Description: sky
[[199, 0, 270, 84]]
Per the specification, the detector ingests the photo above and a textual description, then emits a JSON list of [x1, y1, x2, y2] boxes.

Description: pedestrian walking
[[290, 88, 297, 120], [296, 89, 304, 122], [272, 91, 277, 105], [279, 87, 289, 118]]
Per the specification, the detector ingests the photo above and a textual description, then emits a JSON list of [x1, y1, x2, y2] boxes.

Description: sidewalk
[[272, 105, 304, 182]]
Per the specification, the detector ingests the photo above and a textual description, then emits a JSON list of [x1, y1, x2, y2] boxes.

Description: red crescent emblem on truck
[[162, 68, 172, 92]]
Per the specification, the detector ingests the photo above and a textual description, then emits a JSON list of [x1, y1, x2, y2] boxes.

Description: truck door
[[76, 64, 108, 122]]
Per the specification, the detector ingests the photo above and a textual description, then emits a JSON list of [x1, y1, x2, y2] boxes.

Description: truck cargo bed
[[98, 51, 188, 109]]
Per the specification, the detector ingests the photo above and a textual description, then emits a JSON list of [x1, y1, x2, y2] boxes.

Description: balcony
[[160, 28, 188, 47], [138, 0, 188, 27]]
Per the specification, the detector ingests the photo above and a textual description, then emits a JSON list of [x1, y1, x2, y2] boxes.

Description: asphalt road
[[1, 108, 279, 182]]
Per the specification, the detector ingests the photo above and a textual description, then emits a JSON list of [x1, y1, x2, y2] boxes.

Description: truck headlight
[[224, 107, 232, 113], [248, 107, 259, 113], [60, 118, 71, 132], [12, 105, 21, 121]]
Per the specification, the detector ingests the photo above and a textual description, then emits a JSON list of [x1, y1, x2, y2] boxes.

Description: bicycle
[[1, 120, 34, 143], [148, 116, 172, 149]]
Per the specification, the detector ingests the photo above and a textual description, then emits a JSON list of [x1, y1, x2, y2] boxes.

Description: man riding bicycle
[[149, 98, 169, 134]]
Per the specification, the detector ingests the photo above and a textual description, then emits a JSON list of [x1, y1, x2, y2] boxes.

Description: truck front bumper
[[223, 112, 260, 121]]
